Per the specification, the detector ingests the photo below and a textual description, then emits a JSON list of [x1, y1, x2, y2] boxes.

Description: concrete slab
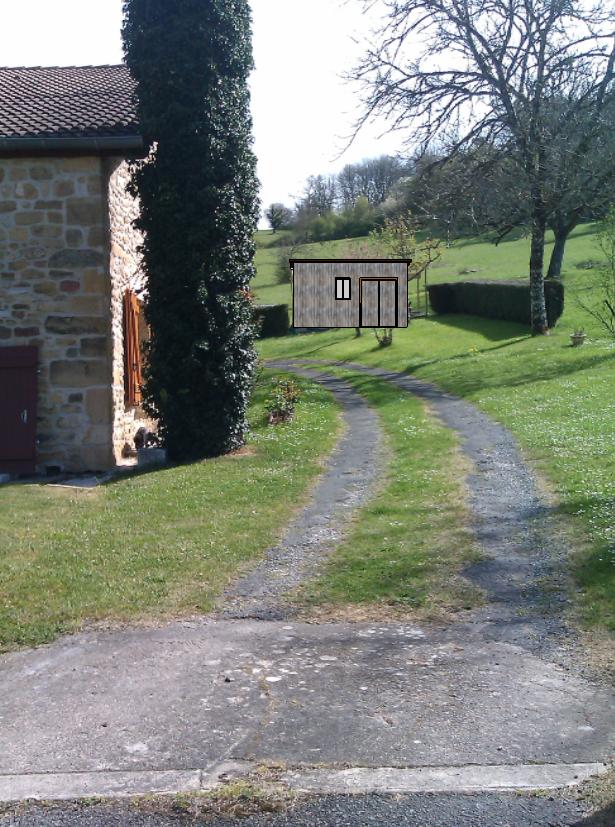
[[48, 476, 102, 489], [0, 770, 202, 803], [1, 620, 614, 776], [282, 762, 610, 794], [0, 761, 251, 803]]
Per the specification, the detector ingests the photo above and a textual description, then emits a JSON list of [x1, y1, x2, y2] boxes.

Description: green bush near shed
[[427, 279, 564, 328], [253, 304, 290, 338]]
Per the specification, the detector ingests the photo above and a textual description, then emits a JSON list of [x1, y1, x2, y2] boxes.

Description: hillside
[[253, 222, 605, 335]]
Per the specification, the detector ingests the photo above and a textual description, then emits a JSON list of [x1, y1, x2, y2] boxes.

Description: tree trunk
[[546, 227, 569, 279], [529, 206, 549, 334]]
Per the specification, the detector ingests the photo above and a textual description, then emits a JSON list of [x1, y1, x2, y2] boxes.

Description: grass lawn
[[254, 229, 295, 307], [258, 223, 615, 632], [300, 369, 481, 618], [0, 372, 340, 651]]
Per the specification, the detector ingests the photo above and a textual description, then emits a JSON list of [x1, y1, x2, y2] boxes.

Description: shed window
[[335, 277, 351, 300], [123, 290, 144, 407]]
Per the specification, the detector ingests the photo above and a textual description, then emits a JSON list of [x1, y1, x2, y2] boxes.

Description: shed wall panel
[[293, 262, 408, 328]]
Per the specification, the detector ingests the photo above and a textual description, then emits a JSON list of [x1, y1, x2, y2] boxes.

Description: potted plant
[[570, 328, 586, 346]]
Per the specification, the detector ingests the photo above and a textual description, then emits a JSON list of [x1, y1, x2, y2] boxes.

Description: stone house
[[0, 65, 154, 475]]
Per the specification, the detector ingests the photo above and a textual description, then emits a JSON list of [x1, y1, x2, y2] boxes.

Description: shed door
[[379, 280, 398, 326], [0, 346, 38, 474], [360, 280, 380, 326], [360, 279, 398, 327]]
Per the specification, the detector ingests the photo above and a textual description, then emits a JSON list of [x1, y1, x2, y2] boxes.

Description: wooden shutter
[[123, 290, 143, 406]]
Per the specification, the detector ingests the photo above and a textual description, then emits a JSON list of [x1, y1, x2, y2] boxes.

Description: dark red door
[[0, 346, 38, 474]]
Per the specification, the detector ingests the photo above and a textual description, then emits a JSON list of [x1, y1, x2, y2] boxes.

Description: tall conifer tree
[[123, 0, 260, 459]]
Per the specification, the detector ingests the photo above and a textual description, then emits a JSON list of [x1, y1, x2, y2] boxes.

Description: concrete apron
[[0, 364, 613, 803]]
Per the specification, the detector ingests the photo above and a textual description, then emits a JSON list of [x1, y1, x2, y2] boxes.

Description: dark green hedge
[[123, 0, 259, 461], [253, 304, 290, 338], [427, 279, 564, 328]]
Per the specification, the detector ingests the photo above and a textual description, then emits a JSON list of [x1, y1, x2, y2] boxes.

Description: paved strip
[[2, 621, 614, 775], [0, 761, 250, 803], [282, 762, 609, 794], [0, 794, 592, 827], [221, 367, 385, 619], [0, 770, 202, 803], [0, 762, 607, 803]]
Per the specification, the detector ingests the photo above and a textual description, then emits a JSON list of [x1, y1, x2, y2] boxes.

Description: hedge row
[[427, 279, 564, 328], [253, 304, 290, 338]]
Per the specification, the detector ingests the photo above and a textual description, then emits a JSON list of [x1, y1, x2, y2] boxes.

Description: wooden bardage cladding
[[123, 290, 143, 407], [292, 260, 409, 329]]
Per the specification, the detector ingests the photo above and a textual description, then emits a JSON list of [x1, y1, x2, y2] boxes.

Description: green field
[[0, 373, 340, 651], [254, 222, 604, 323], [258, 222, 615, 632]]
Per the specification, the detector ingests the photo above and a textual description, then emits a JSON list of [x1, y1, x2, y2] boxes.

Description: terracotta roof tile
[[0, 65, 140, 139]]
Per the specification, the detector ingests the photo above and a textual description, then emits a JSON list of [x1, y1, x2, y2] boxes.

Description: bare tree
[[577, 204, 615, 337], [352, 0, 615, 333], [296, 174, 338, 218], [338, 155, 408, 208], [543, 95, 615, 277]]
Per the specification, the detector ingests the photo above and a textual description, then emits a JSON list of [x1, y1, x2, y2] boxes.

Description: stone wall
[[0, 155, 154, 473], [105, 158, 153, 463], [0, 156, 114, 472]]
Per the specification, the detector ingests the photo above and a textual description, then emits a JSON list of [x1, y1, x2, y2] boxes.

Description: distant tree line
[[264, 155, 411, 243]]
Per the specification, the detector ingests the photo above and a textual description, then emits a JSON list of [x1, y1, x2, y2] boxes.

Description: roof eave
[[289, 258, 414, 267], [0, 134, 146, 158]]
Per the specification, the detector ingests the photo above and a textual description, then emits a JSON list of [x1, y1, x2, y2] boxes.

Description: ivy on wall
[[122, 0, 260, 460]]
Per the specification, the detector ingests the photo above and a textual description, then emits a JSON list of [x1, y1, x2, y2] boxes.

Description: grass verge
[[0, 372, 340, 651], [0, 781, 296, 823], [298, 369, 481, 619]]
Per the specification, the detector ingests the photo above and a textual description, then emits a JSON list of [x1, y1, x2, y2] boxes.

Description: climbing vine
[[122, 0, 260, 460]]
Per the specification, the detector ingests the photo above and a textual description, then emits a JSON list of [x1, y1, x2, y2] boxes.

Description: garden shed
[[0, 65, 152, 475], [290, 259, 411, 329]]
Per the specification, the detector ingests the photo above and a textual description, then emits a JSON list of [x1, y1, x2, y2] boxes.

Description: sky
[[1, 0, 405, 227]]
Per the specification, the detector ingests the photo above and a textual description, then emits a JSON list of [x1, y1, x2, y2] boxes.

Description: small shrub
[[253, 304, 289, 338], [275, 241, 304, 284], [374, 327, 394, 347], [265, 378, 301, 424]]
